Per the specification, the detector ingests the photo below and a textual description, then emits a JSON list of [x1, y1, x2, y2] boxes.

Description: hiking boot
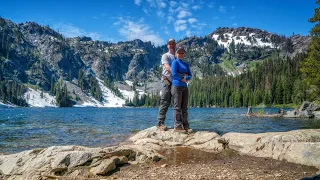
[[157, 124, 168, 131], [185, 128, 193, 134], [174, 126, 186, 133]]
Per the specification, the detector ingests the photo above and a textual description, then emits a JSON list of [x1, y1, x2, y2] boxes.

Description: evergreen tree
[[78, 68, 84, 90], [68, 69, 72, 82], [229, 39, 235, 57], [300, 0, 320, 96], [50, 76, 55, 94]]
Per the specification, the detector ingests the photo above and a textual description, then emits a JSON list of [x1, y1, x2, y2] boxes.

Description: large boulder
[[285, 101, 320, 118], [129, 126, 224, 152], [222, 129, 320, 170], [0, 144, 162, 180]]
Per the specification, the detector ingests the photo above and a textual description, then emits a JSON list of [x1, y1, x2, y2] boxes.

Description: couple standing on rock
[[157, 38, 192, 133]]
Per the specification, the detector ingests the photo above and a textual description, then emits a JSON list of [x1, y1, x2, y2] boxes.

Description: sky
[[0, 0, 317, 46]]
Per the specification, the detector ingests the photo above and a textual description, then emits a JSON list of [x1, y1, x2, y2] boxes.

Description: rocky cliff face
[[0, 18, 164, 84]]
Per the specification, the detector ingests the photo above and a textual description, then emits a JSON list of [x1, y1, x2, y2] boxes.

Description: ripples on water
[[0, 107, 318, 154]]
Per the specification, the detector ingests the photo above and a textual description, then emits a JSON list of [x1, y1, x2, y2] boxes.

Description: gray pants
[[172, 86, 189, 128], [157, 82, 172, 125]]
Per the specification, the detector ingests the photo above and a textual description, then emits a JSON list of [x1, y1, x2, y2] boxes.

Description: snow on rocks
[[24, 88, 57, 107]]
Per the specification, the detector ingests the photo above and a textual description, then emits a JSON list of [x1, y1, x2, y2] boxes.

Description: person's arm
[[172, 61, 184, 81], [161, 54, 171, 74], [163, 63, 171, 74], [185, 64, 192, 81]]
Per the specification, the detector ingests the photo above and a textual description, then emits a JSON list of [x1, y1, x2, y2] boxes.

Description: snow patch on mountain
[[75, 78, 125, 107], [24, 88, 57, 107], [96, 78, 125, 107], [212, 32, 274, 49], [0, 102, 17, 108]]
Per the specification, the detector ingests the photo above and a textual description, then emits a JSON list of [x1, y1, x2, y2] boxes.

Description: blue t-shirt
[[171, 59, 192, 87]]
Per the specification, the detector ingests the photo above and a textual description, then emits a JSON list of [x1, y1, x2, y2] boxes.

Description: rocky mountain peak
[[212, 27, 272, 38]]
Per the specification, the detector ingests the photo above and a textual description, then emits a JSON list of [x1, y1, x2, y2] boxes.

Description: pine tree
[[68, 69, 72, 82], [6, 35, 10, 60], [50, 76, 55, 94], [78, 68, 84, 90], [300, 0, 320, 96], [229, 39, 235, 57]]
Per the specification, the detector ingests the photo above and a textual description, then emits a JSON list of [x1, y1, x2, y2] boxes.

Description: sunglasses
[[168, 43, 175, 45]]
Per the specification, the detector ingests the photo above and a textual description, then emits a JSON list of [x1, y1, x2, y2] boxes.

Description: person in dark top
[[171, 46, 192, 133]]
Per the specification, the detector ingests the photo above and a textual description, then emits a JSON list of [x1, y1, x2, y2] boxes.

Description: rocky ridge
[[210, 27, 311, 57], [0, 18, 312, 107]]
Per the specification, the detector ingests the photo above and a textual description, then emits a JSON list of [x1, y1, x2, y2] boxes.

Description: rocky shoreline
[[246, 101, 320, 119], [1, 127, 320, 179]]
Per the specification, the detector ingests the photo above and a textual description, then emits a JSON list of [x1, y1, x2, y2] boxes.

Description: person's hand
[[182, 76, 187, 82]]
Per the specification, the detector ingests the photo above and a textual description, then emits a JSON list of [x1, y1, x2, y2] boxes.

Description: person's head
[[167, 38, 176, 53], [176, 46, 185, 59]]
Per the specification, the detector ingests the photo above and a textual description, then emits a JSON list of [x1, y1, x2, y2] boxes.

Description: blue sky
[[0, 0, 316, 45]]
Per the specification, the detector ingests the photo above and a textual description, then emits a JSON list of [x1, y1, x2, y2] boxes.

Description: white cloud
[[186, 30, 192, 37], [86, 32, 101, 40], [168, 1, 177, 13], [174, 23, 187, 32], [192, 5, 201, 10], [134, 0, 142, 6], [184, 21, 207, 37], [208, 3, 214, 8], [188, 18, 197, 24], [177, 10, 192, 19], [164, 26, 169, 35], [181, 2, 189, 8], [142, 0, 166, 9], [53, 23, 101, 40], [176, 19, 187, 25], [232, 23, 238, 26], [195, 22, 207, 30], [167, 16, 174, 24], [143, 8, 150, 15], [169, 1, 177, 7], [133, 0, 206, 37], [213, 16, 219, 20], [157, 10, 165, 17], [156, 0, 166, 8], [146, 0, 156, 7], [219, 6, 226, 13], [114, 17, 164, 45]]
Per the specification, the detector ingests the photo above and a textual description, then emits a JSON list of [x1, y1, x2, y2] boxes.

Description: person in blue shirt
[[171, 46, 192, 133]]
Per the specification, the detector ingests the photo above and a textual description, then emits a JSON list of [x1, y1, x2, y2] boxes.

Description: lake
[[0, 107, 319, 154]]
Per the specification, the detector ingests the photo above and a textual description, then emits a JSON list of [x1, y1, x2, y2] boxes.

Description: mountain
[[210, 27, 310, 57], [0, 18, 311, 107]]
